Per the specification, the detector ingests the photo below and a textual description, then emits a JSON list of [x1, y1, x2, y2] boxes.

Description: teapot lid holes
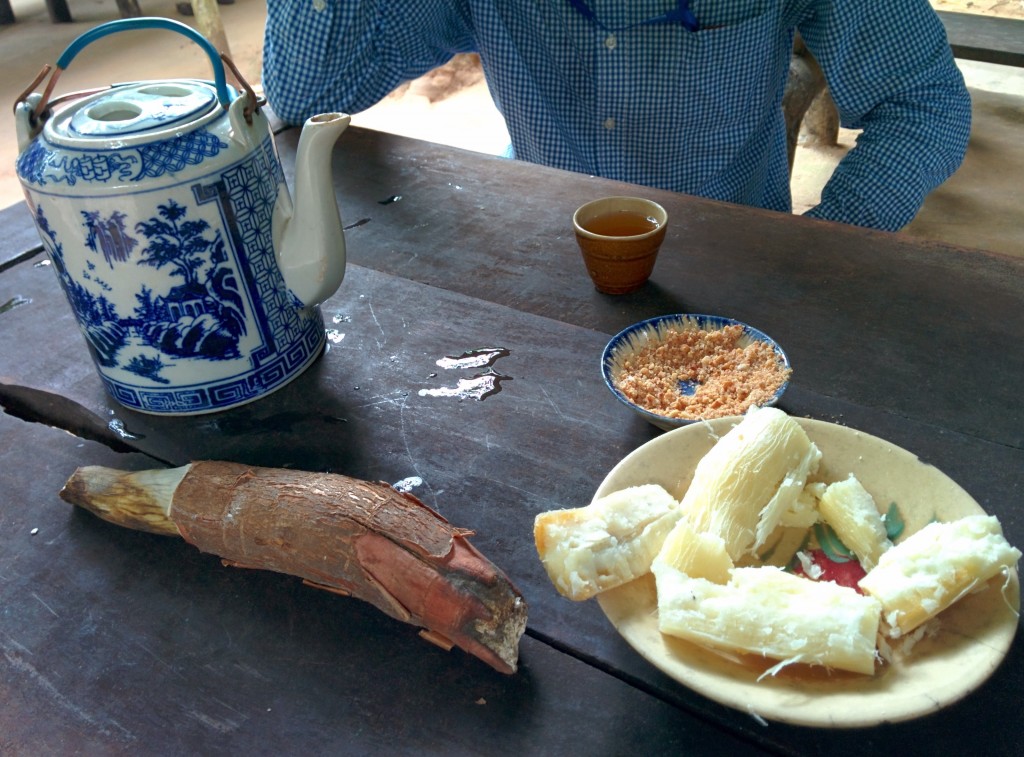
[[64, 80, 219, 139]]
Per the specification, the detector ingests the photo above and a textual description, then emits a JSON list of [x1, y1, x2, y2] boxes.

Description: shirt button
[[604, 34, 617, 50], [603, 117, 616, 130]]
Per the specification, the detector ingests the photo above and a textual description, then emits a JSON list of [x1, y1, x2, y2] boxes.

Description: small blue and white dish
[[601, 314, 791, 431]]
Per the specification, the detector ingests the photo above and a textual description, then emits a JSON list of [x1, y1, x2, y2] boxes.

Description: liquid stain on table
[[420, 348, 512, 401]]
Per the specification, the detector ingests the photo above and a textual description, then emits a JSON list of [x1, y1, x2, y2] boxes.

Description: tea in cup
[[573, 197, 668, 294]]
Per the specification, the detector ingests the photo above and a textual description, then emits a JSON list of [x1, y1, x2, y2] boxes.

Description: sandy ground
[[1, 0, 1020, 255], [933, 0, 1024, 20]]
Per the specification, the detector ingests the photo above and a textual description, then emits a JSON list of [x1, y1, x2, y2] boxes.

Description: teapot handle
[[23, 17, 234, 125]]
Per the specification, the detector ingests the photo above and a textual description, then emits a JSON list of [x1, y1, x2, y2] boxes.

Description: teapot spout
[[273, 112, 351, 306]]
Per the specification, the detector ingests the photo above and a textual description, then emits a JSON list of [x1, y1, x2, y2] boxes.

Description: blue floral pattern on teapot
[[14, 18, 349, 415]]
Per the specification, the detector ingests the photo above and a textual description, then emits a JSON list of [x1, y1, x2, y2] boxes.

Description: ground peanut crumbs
[[615, 325, 791, 420]]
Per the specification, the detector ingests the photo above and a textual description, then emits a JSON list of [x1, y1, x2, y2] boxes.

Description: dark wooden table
[[1, 125, 1021, 756]]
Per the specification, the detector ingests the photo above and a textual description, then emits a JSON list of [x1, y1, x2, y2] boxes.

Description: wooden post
[[45, 0, 72, 23], [115, 0, 142, 17], [190, 0, 231, 58]]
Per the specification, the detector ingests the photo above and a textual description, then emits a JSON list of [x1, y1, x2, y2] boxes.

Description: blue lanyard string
[[567, 0, 700, 33]]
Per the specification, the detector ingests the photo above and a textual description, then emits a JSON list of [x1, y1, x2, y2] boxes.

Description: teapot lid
[[52, 80, 222, 142]]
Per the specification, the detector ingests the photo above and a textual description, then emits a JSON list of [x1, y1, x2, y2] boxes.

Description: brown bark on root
[[60, 461, 527, 674]]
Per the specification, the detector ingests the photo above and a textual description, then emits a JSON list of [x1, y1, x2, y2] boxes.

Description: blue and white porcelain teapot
[[14, 18, 349, 415]]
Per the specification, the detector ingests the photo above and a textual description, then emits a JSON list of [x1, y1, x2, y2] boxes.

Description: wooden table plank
[[2, 124, 1022, 754], [271, 127, 1024, 451], [0, 412, 771, 755], [0, 203, 40, 272], [2, 245, 1021, 755]]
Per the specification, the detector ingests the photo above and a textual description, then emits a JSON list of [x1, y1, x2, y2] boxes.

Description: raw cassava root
[[60, 461, 527, 674]]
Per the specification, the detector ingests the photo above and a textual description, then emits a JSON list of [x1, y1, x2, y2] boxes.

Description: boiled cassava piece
[[677, 406, 822, 559], [60, 461, 527, 674], [858, 514, 1021, 638], [534, 484, 682, 600], [653, 563, 882, 675]]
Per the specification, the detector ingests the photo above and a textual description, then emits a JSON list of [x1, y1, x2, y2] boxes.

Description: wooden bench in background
[[938, 10, 1024, 68]]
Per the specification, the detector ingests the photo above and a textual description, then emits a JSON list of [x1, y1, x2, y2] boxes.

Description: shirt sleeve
[[262, 0, 476, 125], [797, 0, 971, 231]]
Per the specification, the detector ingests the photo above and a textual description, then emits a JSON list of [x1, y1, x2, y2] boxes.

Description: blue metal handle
[[56, 17, 231, 106]]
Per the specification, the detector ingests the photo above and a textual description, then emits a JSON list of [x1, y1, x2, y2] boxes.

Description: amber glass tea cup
[[573, 196, 668, 294]]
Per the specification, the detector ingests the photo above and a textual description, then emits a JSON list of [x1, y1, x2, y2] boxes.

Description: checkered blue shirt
[[263, 0, 970, 231]]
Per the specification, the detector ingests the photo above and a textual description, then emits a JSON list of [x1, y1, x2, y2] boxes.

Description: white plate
[[594, 417, 1020, 727]]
